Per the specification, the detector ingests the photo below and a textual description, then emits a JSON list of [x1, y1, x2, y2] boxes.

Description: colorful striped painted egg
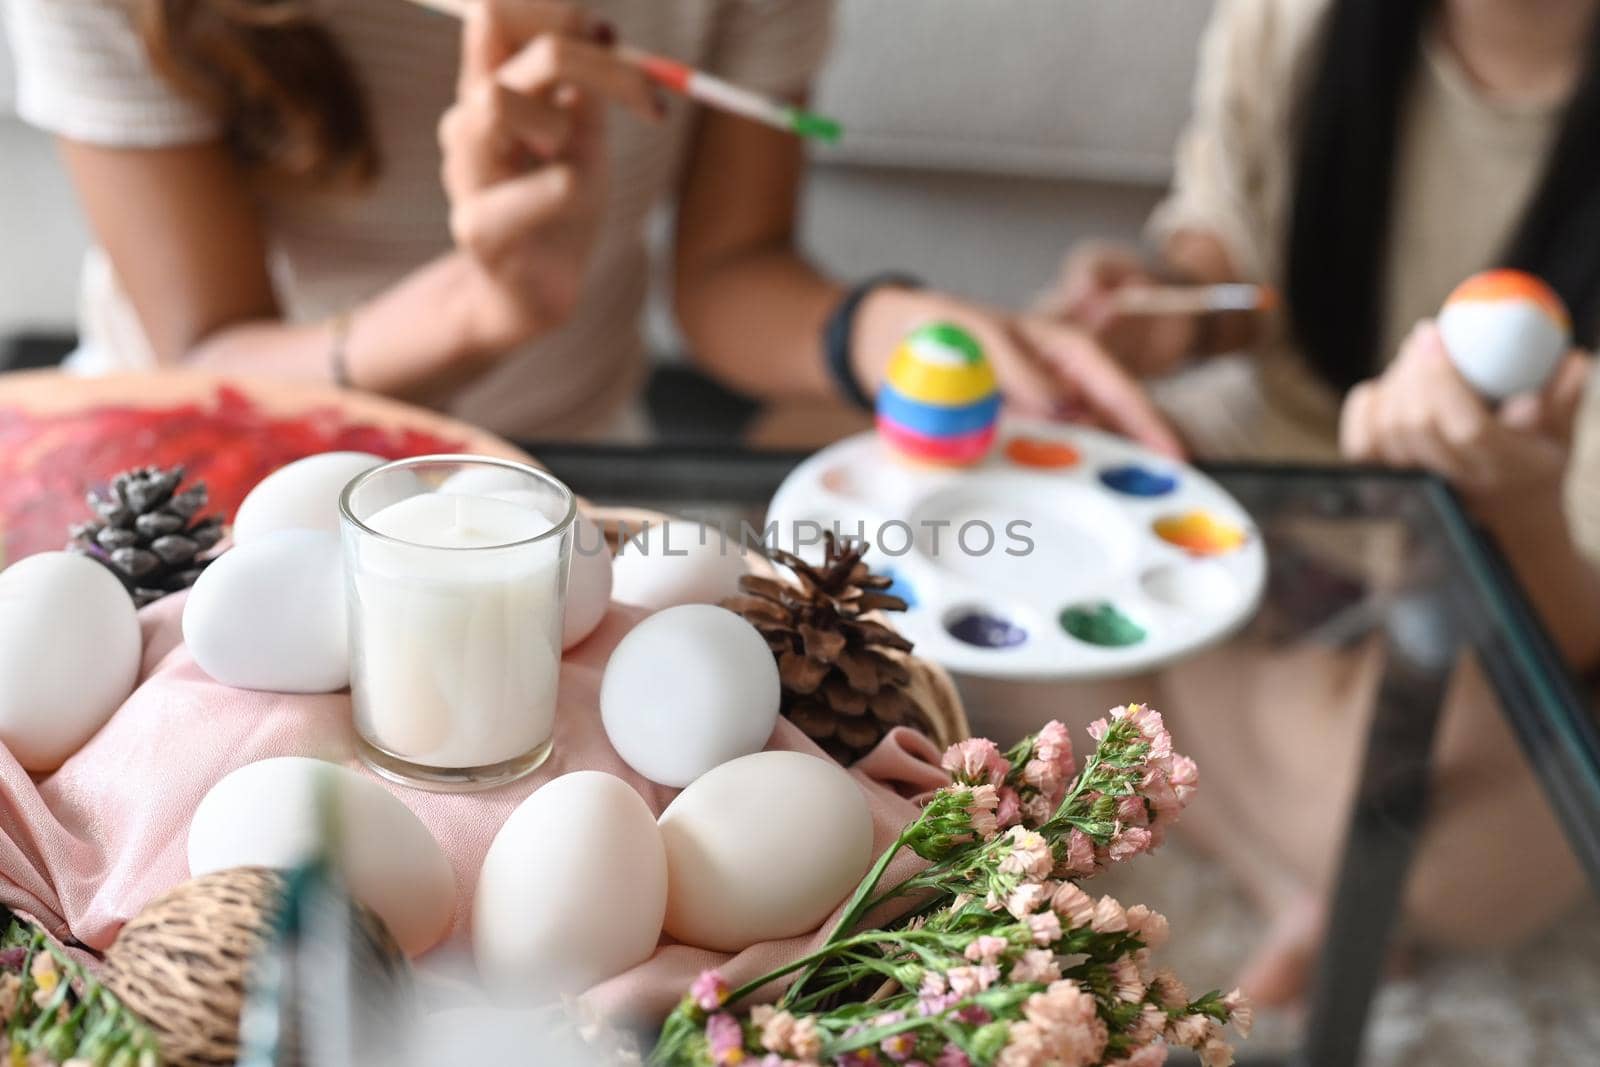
[[1438, 270, 1570, 400], [876, 323, 1001, 466]]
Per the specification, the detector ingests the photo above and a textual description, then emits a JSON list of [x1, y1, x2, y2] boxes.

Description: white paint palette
[[766, 417, 1266, 681]]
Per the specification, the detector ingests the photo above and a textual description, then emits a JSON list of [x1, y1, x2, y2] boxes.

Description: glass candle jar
[[339, 456, 574, 791]]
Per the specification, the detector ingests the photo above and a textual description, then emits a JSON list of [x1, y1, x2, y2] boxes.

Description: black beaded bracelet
[[823, 272, 925, 411]]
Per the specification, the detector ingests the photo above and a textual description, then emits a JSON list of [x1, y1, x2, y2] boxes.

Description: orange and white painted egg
[[1438, 270, 1570, 400]]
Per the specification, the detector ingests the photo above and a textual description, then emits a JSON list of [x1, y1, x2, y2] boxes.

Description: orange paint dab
[[1153, 511, 1248, 557], [1005, 436, 1080, 470], [1444, 270, 1570, 332]]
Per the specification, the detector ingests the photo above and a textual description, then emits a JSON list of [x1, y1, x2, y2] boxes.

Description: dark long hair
[[135, 0, 377, 187], [1285, 0, 1600, 392]]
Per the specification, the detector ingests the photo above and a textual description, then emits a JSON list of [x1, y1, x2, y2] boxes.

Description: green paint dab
[[1060, 602, 1146, 648]]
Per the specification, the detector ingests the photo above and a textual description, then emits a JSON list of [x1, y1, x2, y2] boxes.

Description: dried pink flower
[[946, 964, 1001, 998], [1108, 826, 1153, 863], [1139, 768, 1180, 820], [692, 970, 731, 1012], [706, 1013, 747, 1066], [1115, 704, 1173, 762], [881, 1032, 917, 1062], [1167, 754, 1199, 805], [1149, 968, 1191, 1010], [1027, 911, 1062, 946], [1018, 981, 1104, 1066], [1110, 957, 1145, 1002], [995, 1021, 1047, 1067], [965, 935, 1009, 965], [1033, 720, 1075, 781], [966, 784, 1001, 839], [1199, 1037, 1236, 1067], [1005, 883, 1049, 919], [1116, 794, 1149, 827], [943, 739, 1010, 787], [757, 1009, 796, 1054], [935, 1048, 971, 1067], [1222, 988, 1253, 1038], [999, 827, 1054, 880], [789, 1017, 822, 1060], [1127, 1003, 1167, 1044], [1010, 948, 1061, 984], [1107, 1045, 1169, 1067], [1019, 791, 1056, 828], [1125, 905, 1170, 950], [1091, 894, 1128, 933], [1056, 829, 1098, 878], [1166, 1013, 1211, 1048], [1051, 882, 1095, 928], [996, 787, 1023, 829]]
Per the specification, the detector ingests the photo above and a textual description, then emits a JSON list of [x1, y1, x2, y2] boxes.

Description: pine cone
[[724, 532, 933, 764], [68, 465, 224, 607]]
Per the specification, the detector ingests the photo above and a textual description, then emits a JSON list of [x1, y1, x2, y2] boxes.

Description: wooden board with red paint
[[0, 371, 526, 564]]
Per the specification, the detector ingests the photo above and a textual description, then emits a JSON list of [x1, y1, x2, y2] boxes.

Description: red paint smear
[[0, 385, 468, 562]]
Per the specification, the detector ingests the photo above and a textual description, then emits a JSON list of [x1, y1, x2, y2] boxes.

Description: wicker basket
[[101, 867, 407, 1067]]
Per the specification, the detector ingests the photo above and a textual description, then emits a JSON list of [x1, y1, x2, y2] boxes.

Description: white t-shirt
[[3, 0, 833, 439]]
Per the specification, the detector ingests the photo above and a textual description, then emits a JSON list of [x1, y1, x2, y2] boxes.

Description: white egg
[[0, 552, 141, 771], [600, 605, 779, 787], [610, 520, 751, 609], [232, 452, 386, 543], [659, 751, 873, 952], [563, 514, 612, 649], [189, 756, 454, 954], [183, 529, 348, 692], [474, 771, 666, 996]]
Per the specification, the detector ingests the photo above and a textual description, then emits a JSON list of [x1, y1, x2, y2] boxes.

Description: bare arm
[[58, 140, 493, 397], [671, 108, 838, 399], [671, 112, 1181, 453]]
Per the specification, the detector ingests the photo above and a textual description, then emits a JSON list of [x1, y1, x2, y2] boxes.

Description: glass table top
[[534, 442, 1600, 1067]]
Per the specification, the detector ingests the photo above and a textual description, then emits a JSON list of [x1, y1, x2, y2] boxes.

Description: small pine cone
[[67, 465, 225, 608], [723, 532, 935, 764]]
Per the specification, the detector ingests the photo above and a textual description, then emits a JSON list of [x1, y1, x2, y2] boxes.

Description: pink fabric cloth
[[0, 594, 950, 1022]]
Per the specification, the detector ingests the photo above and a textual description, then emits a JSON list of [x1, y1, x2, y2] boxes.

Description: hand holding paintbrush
[[1039, 242, 1276, 378], [409, 0, 842, 141]]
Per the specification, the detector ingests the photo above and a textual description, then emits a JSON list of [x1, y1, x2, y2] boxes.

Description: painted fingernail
[[589, 19, 616, 46]]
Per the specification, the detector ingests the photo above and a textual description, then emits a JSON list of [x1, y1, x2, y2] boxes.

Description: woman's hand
[[1037, 241, 1199, 379], [439, 0, 660, 356], [854, 285, 1186, 457], [1340, 320, 1592, 501]]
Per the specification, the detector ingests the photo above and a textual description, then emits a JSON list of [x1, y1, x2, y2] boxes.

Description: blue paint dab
[[947, 611, 1028, 649], [881, 568, 918, 609], [1100, 465, 1178, 498]]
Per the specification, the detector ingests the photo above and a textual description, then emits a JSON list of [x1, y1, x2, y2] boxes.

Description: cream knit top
[[1148, 0, 1600, 558]]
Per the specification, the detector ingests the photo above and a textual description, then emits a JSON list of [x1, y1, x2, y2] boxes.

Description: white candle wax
[[349, 492, 565, 769]]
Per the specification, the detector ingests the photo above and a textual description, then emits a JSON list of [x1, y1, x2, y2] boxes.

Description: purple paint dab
[[947, 610, 1028, 649], [1099, 464, 1178, 498]]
